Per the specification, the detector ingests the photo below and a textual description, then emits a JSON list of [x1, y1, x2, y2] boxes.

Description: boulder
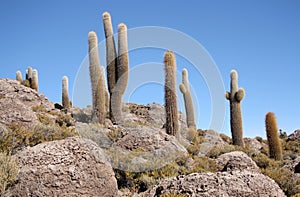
[[216, 151, 260, 172], [4, 137, 118, 197], [288, 129, 300, 141], [0, 78, 55, 128], [142, 171, 286, 197]]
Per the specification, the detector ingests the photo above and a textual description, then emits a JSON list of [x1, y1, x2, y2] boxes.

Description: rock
[[0, 78, 56, 129], [216, 151, 260, 173], [244, 137, 267, 153], [288, 130, 300, 141], [142, 171, 286, 197], [285, 156, 300, 173], [4, 137, 118, 197]]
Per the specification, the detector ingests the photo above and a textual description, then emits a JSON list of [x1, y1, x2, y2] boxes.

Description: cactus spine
[[16, 71, 23, 82], [164, 50, 179, 136], [31, 69, 38, 91], [62, 76, 71, 109], [265, 112, 282, 160], [179, 68, 196, 129], [88, 31, 106, 124], [225, 70, 245, 147]]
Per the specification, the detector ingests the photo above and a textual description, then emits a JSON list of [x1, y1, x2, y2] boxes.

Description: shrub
[[0, 152, 19, 194]]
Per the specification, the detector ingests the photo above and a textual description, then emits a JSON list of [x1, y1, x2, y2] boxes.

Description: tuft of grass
[[0, 152, 19, 194]]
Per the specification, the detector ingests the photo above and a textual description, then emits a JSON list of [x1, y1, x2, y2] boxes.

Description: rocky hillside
[[0, 78, 299, 196]]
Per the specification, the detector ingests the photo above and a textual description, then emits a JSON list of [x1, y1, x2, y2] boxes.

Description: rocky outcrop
[[4, 137, 118, 197], [0, 78, 55, 128], [244, 137, 267, 153], [216, 151, 260, 172], [285, 156, 300, 173], [288, 129, 300, 141], [142, 171, 286, 197]]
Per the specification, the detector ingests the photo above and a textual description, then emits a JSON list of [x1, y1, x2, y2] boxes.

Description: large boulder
[[142, 171, 286, 197], [216, 151, 260, 172], [4, 137, 118, 196], [0, 78, 55, 128]]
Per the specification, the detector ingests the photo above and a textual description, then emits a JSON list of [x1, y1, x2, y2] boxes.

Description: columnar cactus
[[31, 69, 38, 91], [265, 112, 282, 160], [164, 50, 179, 136], [62, 76, 71, 109], [179, 68, 196, 129], [225, 70, 245, 147], [16, 71, 22, 82], [102, 12, 129, 124], [26, 66, 33, 82], [88, 31, 106, 124], [102, 12, 117, 94]]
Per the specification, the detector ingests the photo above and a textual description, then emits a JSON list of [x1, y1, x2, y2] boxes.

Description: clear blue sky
[[0, 0, 299, 138]]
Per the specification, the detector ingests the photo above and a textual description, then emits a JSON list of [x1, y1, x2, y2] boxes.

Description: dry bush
[[0, 152, 19, 194]]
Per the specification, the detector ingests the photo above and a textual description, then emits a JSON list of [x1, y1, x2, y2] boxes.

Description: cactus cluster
[[265, 112, 283, 160], [16, 66, 39, 92], [225, 70, 245, 147], [102, 12, 129, 124]]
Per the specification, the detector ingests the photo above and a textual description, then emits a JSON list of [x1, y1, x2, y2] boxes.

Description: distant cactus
[[88, 31, 106, 124], [164, 50, 179, 136], [16, 71, 22, 82], [26, 66, 33, 83], [31, 69, 38, 91], [225, 70, 245, 147], [265, 112, 282, 160], [62, 76, 71, 109], [179, 68, 196, 129]]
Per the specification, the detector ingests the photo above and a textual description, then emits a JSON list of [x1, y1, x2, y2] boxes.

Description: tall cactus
[[179, 68, 196, 129], [109, 23, 129, 124], [16, 71, 23, 82], [31, 69, 38, 91], [265, 112, 282, 160], [103, 12, 117, 120], [88, 31, 106, 124], [62, 76, 71, 109], [225, 70, 245, 147], [102, 12, 129, 124], [164, 50, 179, 136]]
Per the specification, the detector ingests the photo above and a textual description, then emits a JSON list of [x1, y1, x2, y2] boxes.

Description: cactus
[[31, 69, 38, 91], [62, 76, 71, 109], [88, 31, 106, 124], [102, 12, 129, 124], [179, 68, 196, 129], [110, 23, 129, 124], [164, 50, 179, 136], [26, 66, 33, 83], [16, 71, 23, 82], [225, 70, 245, 147], [102, 12, 117, 94], [265, 112, 282, 160]]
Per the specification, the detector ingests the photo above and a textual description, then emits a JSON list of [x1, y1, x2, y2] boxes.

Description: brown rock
[[216, 151, 260, 172], [142, 171, 286, 197], [4, 137, 118, 197]]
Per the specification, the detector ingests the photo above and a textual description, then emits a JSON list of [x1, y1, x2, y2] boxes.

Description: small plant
[[0, 152, 19, 194]]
